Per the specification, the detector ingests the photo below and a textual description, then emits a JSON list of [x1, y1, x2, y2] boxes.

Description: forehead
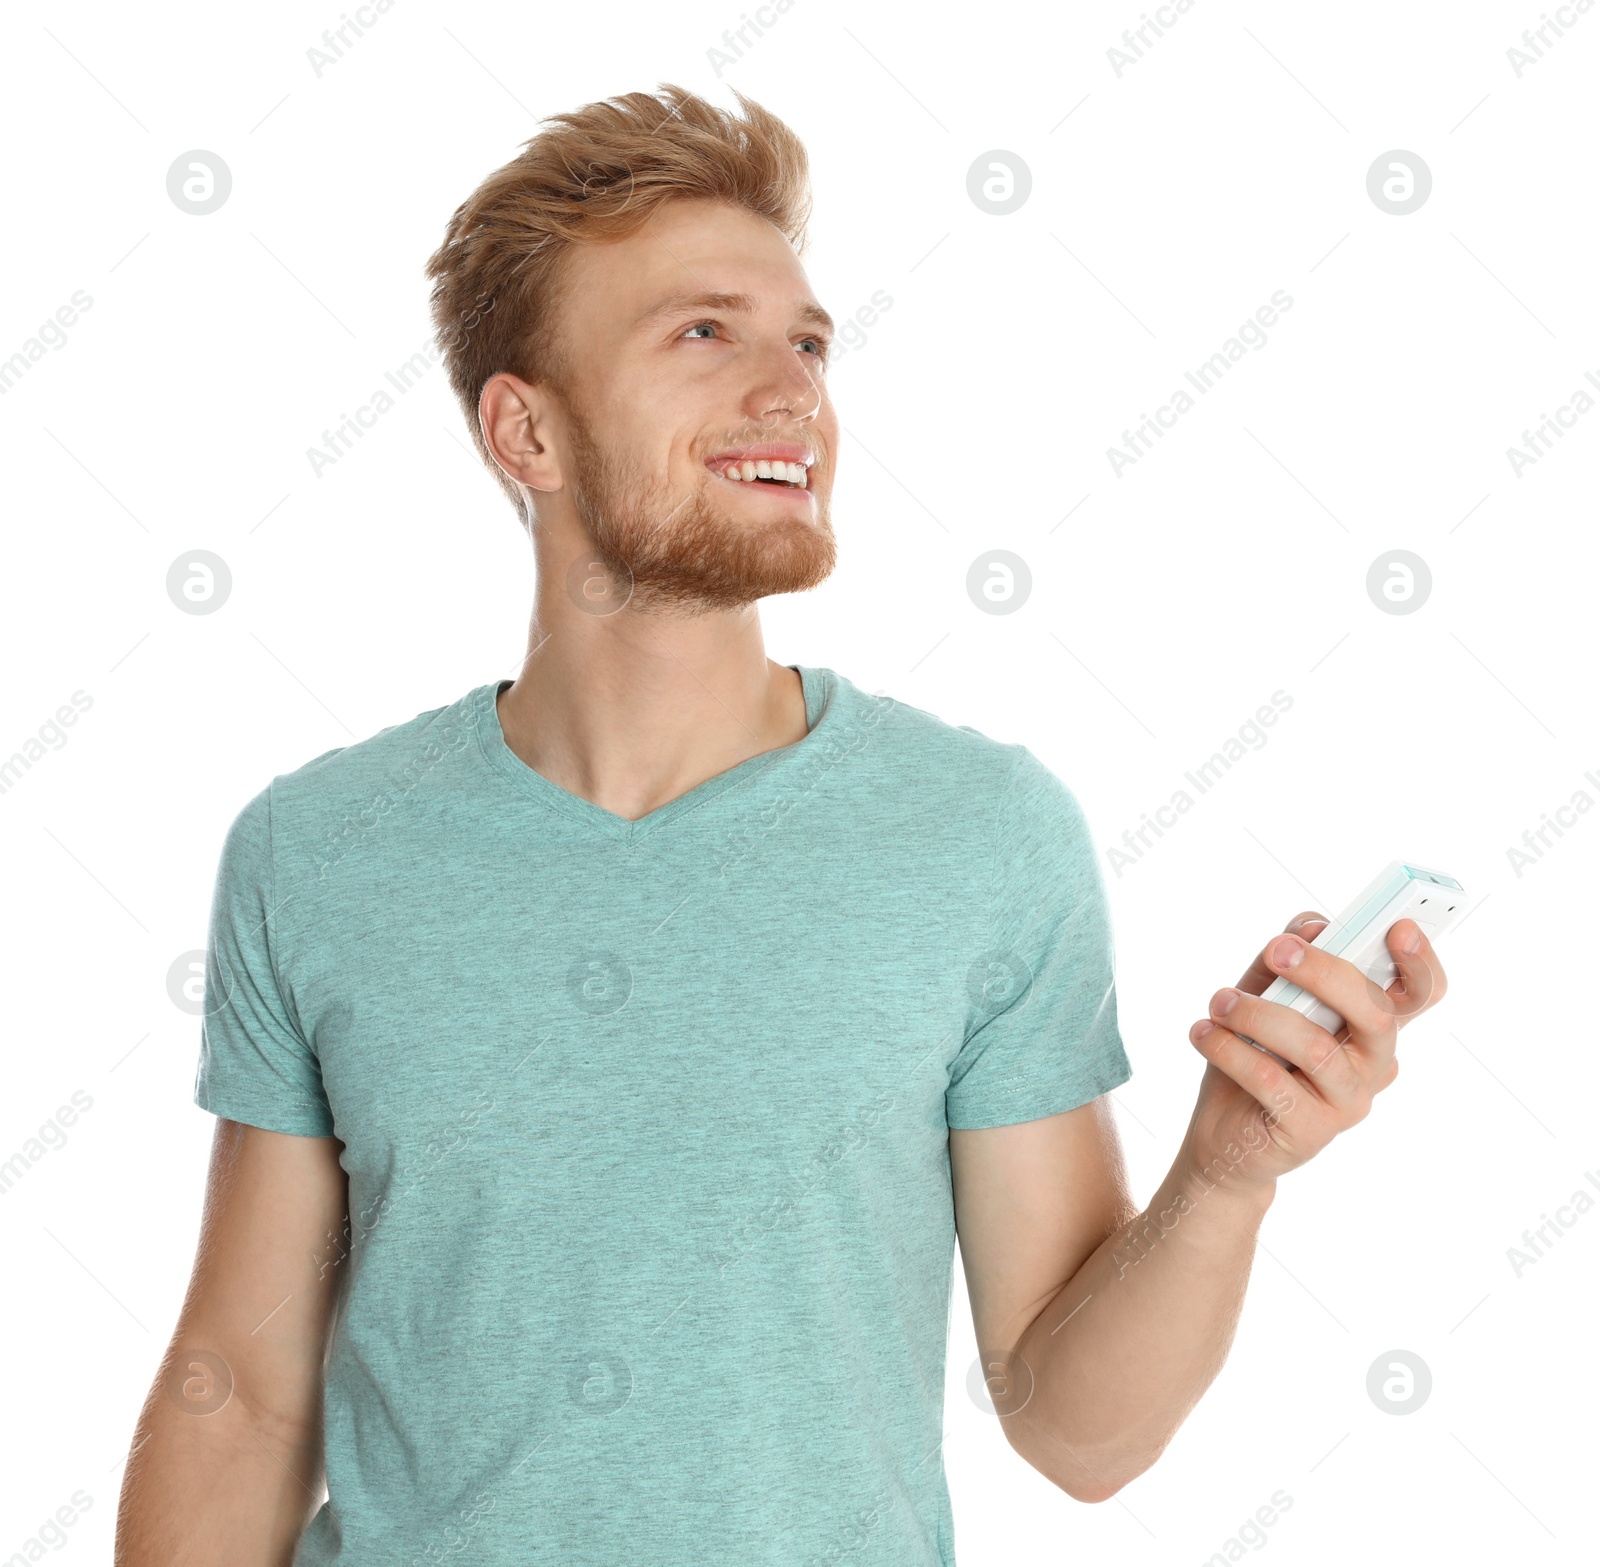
[[560, 197, 816, 330]]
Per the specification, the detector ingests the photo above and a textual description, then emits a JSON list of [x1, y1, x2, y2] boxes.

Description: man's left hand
[[1179, 911, 1450, 1197]]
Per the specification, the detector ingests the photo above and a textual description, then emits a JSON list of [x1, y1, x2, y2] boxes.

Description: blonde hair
[[424, 83, 813, 517]]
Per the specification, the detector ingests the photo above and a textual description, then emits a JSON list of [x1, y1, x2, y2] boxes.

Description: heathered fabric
[[193, 664, 1131, 1566]]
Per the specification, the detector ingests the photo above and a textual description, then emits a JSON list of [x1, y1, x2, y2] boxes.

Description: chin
[[642, 516, 836, 611]]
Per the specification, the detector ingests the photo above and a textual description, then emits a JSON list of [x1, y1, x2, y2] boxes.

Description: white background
[[1, 0, 1595, 1561]]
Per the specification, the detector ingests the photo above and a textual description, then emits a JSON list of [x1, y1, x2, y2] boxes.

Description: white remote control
[[1238, 860, 1466, 1063]]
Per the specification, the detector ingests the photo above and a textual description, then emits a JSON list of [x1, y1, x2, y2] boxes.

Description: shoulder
[[221, 682, 487, 874], [813, 667, 1090, 825], [277, 685, 480, 793], [814, 668, 1097, 860], [811, 665, 1029, 795]]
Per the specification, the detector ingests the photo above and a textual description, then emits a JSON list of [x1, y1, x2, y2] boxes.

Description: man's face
[[545, 197, 839, 613]]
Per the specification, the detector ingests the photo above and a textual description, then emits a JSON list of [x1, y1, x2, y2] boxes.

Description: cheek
[[686, 451, 720, 487]]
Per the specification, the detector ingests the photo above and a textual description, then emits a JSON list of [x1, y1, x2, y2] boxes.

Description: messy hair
[[424, 83, 813, 519]]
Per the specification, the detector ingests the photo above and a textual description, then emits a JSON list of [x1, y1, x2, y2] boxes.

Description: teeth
[[716, 458, 809, 488], [716, 457, 812, 486]]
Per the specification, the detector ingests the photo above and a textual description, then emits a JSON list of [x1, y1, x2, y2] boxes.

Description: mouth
[[703, 445, 814, 492]]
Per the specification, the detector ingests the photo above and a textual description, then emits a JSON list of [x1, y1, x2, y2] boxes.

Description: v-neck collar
[[471, 664, 836, 844]]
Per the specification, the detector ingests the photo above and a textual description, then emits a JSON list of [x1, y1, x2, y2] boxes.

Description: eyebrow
[[635, 290, 835, 339]]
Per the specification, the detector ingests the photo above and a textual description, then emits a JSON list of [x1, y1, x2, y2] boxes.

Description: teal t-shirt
[[194, 664, 1131, 1566]]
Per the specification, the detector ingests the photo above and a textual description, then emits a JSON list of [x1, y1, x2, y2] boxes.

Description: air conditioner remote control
[[1238, 860, 1466, 1066]]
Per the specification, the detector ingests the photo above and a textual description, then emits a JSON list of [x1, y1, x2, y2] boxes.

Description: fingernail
[[1210, 987, 1240, 1017], [1270, 936, 1304, 970], [1291, 914, 1326, 932], [1398, 922, 1422, 955], [1190, 1020, 1215, 1044]]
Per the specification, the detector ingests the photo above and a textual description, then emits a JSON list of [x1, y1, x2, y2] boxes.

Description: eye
[[681, 320, 719, 341], [798, 336, 828, 359]]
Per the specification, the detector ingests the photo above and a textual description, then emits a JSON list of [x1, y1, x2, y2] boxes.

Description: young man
[[117, 85, 1449, 1565]]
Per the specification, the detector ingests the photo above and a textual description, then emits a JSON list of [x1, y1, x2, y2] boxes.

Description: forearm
[[1005, 1143, 1275, 1501], [116, 1365, 324, 1565]]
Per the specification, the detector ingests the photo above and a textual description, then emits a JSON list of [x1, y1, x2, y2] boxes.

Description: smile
[[712, 459, 808, 490], [702, 444, 815, 491]]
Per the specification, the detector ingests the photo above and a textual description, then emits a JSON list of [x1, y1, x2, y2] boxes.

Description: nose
[[746, 340, 823, 429]]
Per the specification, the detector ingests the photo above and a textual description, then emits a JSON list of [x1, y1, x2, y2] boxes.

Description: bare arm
[[952, 910, 1449, 1502], [952, 1098, 1270, 1503], [116, 1119, 349, 1565]]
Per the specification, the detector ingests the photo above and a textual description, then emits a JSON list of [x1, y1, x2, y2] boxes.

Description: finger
[[1189, 1018, 1307, 1129], [1380, 918, 1448, 1025], [1258, 931, 1400, 1064], [1206, 985, 1360, 1108], [1235, 911, 1328, 996]]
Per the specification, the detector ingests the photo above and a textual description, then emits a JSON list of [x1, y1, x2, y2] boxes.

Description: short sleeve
[[945, 747, 1132, 1130], [193, 783, 337, 1138]]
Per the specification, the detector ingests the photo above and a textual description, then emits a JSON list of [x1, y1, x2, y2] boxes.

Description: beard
[[560, 403, 836, 614]]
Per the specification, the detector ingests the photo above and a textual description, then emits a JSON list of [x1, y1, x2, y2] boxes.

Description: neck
[[496, 567, 808, 823]]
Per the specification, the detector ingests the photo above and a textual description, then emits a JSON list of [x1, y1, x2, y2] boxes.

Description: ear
[[479, 371, 563, 494]]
